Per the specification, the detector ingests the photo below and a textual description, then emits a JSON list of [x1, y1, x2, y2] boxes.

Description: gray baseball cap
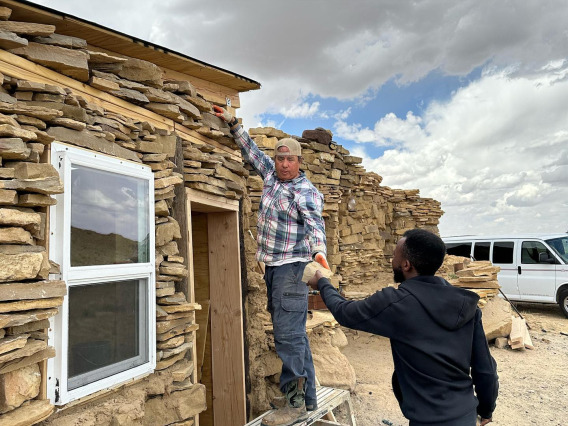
[[274, 138, 302, 157]]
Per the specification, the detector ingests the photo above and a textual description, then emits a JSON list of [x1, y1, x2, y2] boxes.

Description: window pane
[[70, 165, 149, 266], [68, 279, 148, 390], [545, 237, 568, 263], [492, 241, 514, 264], [521, 241, 555, 265], [445, 242, 472, 257], [473, 242, 491, 261]]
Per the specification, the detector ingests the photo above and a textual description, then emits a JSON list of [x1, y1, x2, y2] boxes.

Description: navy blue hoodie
[[317, 275, 498, 424]]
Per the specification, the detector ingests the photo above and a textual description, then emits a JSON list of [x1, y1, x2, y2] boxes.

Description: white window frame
[[48, 143, 156, 405]]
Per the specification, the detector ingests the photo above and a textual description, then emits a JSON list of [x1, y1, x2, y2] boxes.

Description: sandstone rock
[[482, 296, 513, 340], [0, 226, 34, 244], [146, 102, 183, 120], [0, 398, 53, 425], [0, 138, 30, 160], [0, 334, 28, 355], [10, 42, 89, 82], [155, 219, 182, 246], [32, 33, 87, 49], [17, 193, 56, 207], [118, 58, 163, 88], [6, 319, 50, 335], [302, 261, 333, 283], [0, 280, 66, 301], [0, 175, 63, 195], [249, 127, 289, 138], [0, 251, 44, 282], [0, 308, 58, 329], [109, 87, 150, 105], [0, 21, 55, 37], [0, 296, 64, 313], [494, 337, 508, 349], [0, 339, 46, 363], [0, 363, 41, 414], [0, 189, 17, 205], [47, 126, 140, 162], [143, 384, 206, 424], [89, 76, 120, 92], [0, 7, 11, 20], [311, 342, 356, 392], [15, 80, 66, 95], [5, 162, 59, 180], [87, 50, 127, 64], [0, 30, 27, 49]]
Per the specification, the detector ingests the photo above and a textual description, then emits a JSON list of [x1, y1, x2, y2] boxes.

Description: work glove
[[313, 252, 330, 270], [213, 105, 235, 124]]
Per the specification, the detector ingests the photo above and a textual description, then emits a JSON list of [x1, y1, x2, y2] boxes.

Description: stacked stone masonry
[[0, 5, 212, 424], [0, 3, 444, 423]]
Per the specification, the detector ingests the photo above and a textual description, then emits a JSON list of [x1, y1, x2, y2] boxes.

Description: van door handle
[[518, 266, 521, 275]]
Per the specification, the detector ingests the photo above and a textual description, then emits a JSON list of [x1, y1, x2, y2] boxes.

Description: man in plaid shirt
[[215, 106, 328, 426]]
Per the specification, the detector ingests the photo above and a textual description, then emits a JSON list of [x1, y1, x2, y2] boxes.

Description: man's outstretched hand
[[479, 418, 492, 426], [307, 270, 323, 290], [213, 105, 234, 123]]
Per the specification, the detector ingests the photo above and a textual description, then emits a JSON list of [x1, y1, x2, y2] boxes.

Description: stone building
[[0, 1, 443, 425]]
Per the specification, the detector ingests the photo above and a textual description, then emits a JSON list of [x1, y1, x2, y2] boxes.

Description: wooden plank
[[0, 49, 173, 129], [3, 0, 260, 92], [187, 188, 240, 213], [191, 212, 213, 426], [208, 211, 246, 426], [0, 49, 242, 161]]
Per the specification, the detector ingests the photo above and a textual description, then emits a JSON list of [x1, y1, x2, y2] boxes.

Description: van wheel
[[560, 289, 568, 319]]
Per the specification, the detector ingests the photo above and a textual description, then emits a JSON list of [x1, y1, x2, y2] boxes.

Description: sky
[[33, 0, 568, 237]]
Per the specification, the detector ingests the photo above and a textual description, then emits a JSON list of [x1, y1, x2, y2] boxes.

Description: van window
[[545, 236, 568, 263], [473, 242, 491, 261], [445, 242, 472, 258], [492, 241, 514, 264], [521, 241, 557, 264]]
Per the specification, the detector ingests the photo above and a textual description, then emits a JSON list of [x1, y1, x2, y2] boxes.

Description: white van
[[442, 234, 568, 318]]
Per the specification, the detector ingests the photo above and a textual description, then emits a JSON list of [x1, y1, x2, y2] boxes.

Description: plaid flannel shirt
[[231, 125, 327, 264]]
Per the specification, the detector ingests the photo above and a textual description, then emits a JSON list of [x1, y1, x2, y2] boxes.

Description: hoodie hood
[[401, 275, 479, 330]]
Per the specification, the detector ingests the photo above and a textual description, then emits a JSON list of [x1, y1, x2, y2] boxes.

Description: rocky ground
[[336, 302, 568, 426]]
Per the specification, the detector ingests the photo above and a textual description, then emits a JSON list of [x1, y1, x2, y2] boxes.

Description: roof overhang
[[0, 0, 261, 93]]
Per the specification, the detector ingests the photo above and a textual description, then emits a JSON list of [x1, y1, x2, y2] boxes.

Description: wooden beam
[[208, 211, 245, 426], [186, 188, 239, 213], [0, 49, 241, 161], [0, 49, 172, 129]]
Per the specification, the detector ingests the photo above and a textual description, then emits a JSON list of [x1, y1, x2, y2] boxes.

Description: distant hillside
[[71, 227, 147, 266]]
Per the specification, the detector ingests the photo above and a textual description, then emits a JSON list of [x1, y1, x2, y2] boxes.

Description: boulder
[[482, 296, 513, 340], [118, 58, 163, 88], [0, 364, 41, 414], [10, 42, 89, 82]]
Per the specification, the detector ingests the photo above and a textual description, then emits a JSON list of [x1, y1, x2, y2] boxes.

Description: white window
[[48, 143, 155, 405]]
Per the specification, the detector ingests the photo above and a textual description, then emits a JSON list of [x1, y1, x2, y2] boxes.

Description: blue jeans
[[265, 262, 316, 405]]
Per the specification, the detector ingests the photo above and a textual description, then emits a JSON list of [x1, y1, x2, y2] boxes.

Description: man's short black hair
[[401, 229, 446, 276]]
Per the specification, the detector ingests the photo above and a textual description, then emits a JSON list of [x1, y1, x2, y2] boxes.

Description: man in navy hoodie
[[309, 229, 498, 425]]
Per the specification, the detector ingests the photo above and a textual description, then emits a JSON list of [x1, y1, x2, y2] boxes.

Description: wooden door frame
[[186, 188, 246, 426]]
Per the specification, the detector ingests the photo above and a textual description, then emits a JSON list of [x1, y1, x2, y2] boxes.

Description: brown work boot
[[270, 396, 318, 411], [262, 379, 309, 426]]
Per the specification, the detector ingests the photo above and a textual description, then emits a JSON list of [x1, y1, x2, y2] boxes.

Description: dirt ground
[[337, 301, 568, 426]]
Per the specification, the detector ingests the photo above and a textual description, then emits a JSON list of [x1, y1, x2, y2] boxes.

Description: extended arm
[[214, 105, 274, 179], [471, 309, 499, 422], [315, 276, 401, 338]]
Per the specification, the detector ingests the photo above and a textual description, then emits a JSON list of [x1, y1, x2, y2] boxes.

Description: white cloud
[[344, 68, 568, 235], [279, 101, 319, 118]]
